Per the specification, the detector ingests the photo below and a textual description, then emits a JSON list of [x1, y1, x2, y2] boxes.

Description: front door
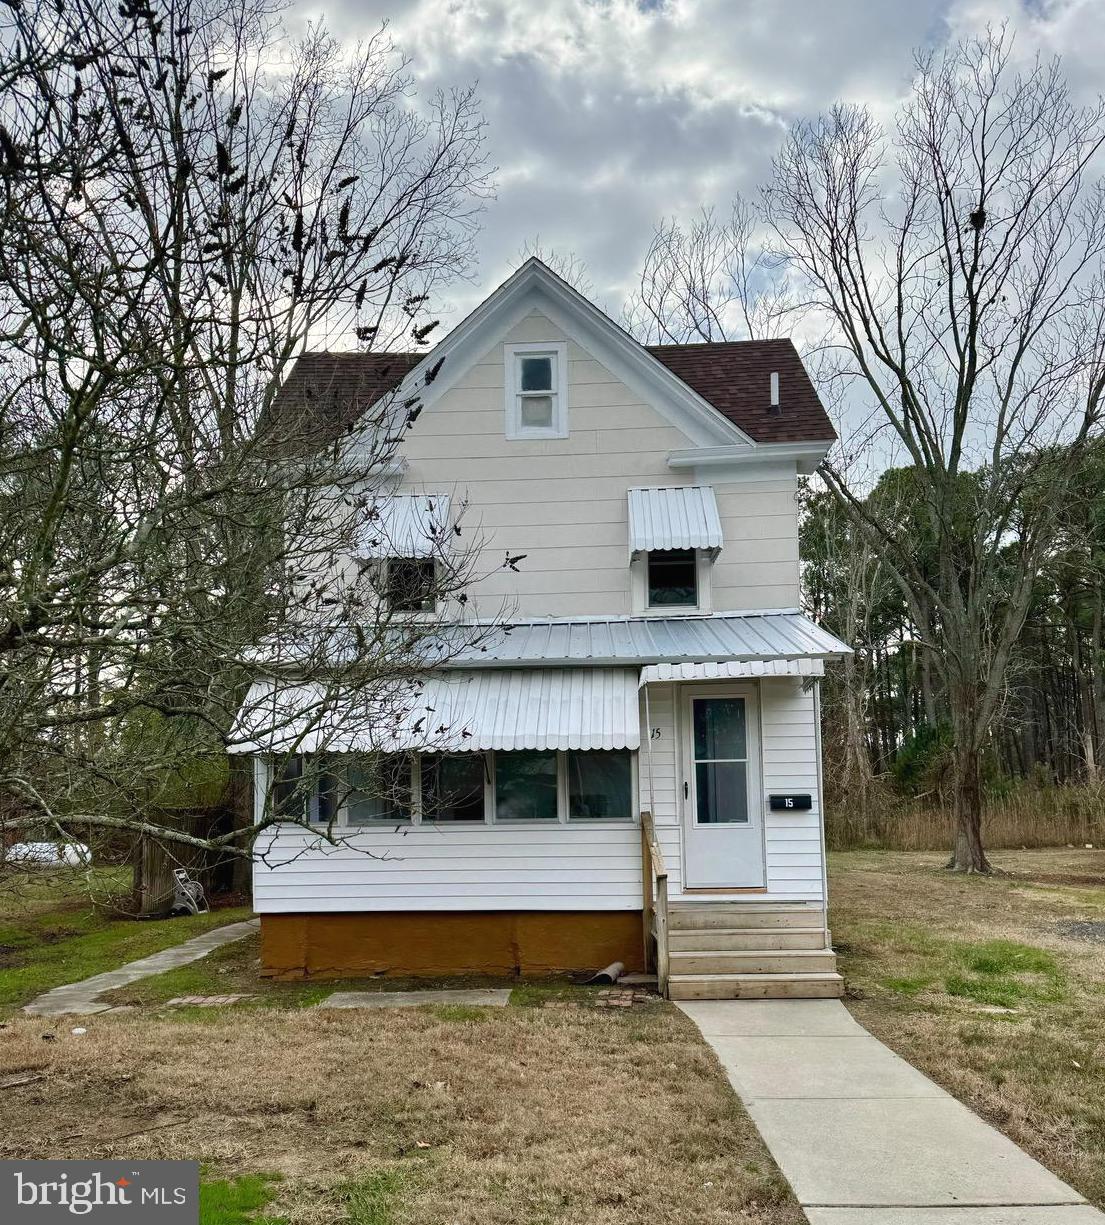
[[681, 687, 765, 888]]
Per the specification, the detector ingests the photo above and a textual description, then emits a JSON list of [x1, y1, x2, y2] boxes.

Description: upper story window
[[647, 548, 699, 608], [628, 486, 722, 615], [385, 557, 436, 613], [505, 341, 568, 439]]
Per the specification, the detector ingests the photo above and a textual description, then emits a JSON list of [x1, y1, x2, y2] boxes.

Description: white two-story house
[[231, 258, 849, 999]]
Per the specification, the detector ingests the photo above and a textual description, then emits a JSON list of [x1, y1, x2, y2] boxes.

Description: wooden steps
[[668, 971, 845, 1000], [669, 927, 828, 951], [665, 903, 843, 1000]]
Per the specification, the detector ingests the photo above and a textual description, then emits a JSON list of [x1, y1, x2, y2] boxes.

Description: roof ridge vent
[[769, 371, 781, 414]]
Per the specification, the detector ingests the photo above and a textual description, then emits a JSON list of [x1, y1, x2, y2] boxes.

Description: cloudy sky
[[294, 0, 1105, 326]]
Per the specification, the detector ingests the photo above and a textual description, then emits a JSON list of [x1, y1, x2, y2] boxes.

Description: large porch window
[[279, 748, 634, 826]]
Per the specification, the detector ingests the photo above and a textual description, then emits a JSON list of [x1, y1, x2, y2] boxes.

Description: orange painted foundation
[[260, 911, 646, 979]]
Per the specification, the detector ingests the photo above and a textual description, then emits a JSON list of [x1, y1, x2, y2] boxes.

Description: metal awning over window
[[357, 493, 451, 559], [229, 667, 641, 755], [627, 486, 723, 558], [640, 659, 824, 684]]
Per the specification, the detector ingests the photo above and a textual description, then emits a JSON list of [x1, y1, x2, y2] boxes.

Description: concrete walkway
[[678, 999, 1105, 1225], [23, 919, 260, 1017]]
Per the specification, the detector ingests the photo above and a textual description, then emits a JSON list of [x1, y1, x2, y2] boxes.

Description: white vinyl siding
[[759, 678, 824, 902], [252, 822, 644, 912], [375, 311, 800, 619], [251, 677, 825, 911]]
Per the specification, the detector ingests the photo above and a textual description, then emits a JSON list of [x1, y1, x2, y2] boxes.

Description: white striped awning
[[229, 668, 641, 755], [640, 658, 824, 685], [357, 493, 451, 559], [627, 486, 723, 557]]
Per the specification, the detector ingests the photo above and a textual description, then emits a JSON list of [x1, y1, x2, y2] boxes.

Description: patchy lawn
[[0, 1000, 802, 1225], [0, 869, 801, 1224], [0, 869, 252, 1015], [830, 848, 1105, 1210]]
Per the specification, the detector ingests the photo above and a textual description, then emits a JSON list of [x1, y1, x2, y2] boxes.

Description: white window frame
[[504, 341, 569, 440], [631, 549, 714, 616], [298, 749, 637, 827]]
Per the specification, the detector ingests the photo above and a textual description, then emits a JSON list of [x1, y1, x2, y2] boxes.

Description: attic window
[[505, 342, 568, 439]]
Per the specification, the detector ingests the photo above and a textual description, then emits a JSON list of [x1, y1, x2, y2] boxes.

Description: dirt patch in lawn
[[0, 1002, 801, 1225], [830, 848, 1105, 1209]]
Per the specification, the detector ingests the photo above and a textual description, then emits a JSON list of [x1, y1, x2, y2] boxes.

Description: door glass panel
[[695, 761, 749, 824], [693, 698, 746, 760]]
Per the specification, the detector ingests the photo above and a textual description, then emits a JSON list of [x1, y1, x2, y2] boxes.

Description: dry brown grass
[[827, 784, 1105, 851], [831, 848, 1105, 1208], [0, 997, 801, 1225]]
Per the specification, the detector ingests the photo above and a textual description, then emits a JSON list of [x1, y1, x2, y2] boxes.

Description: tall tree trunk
[[1091, 581, 1105, 777], [949, 743, 991, 872]]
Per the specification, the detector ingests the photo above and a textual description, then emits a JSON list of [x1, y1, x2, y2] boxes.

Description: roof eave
[[668, 440, 834, 475]]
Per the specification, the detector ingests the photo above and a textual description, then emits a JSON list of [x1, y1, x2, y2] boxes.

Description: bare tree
[[514, 238, 593, 297], [0, 0, 499, 892], [767, 29, 1105, 870], [625, 199, 798, 343]]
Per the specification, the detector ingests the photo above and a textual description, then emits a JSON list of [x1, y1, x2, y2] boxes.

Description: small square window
[[495, 751, 558, 820], [520, 355, 553, 391], [647, 549, 698, 607], [568, 750, 632, 820], [348, 755, 413, 824], [520, 395, 554, 428], [386, 558, 436, 612], [421, 754, 486, 822]]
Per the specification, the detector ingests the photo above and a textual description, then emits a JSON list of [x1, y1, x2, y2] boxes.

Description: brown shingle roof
[[648, 338, 836, 444], [269, 336, 835, 446], [266, 351, 423, 444]]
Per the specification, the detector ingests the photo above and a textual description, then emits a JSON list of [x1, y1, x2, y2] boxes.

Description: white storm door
[[681, 688, 765, 888]]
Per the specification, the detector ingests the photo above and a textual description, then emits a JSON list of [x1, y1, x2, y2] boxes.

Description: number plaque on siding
[[768, 794, 813, 811]]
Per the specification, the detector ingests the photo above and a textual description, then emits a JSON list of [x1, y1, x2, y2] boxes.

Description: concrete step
[[670, 949, 839, 975], [669, 927, 829, 952], [669, 905, 825, 931], [668, 972, 845, 1000]]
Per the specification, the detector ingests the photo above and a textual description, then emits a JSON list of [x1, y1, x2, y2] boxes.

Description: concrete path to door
[[23, 919, 260, 1017], [678, 999, 1104, 1225]]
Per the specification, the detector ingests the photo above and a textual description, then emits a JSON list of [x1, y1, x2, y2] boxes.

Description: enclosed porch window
[[277, 749, 635, 826]]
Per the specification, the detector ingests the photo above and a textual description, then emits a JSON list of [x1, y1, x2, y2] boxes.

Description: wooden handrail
[[640, 811, 670, 998]]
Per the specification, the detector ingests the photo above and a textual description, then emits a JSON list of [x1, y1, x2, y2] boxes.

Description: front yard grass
[[830, 848, 1105, 1209], [0, 995, 803, 1225], [0, 869, 252, 1015], [0, 867, 802, 1224]]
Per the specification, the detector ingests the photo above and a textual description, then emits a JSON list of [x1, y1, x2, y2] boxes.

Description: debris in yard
[[586, 960, 625, 985], [594, 988, 656, 1008], [40, 1033, 56, 1041], [1057, 920, 1105, 945], [165, 994, 257, 1007], [0, 1073, 45, 1089], [70, 1027, 87, 1035]]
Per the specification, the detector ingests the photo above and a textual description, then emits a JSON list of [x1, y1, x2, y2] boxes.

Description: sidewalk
[[23, 919, 260, 1016], [678, 999, 1104, 1225]]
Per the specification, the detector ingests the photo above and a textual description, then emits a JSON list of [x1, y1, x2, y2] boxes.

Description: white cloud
[[291, 0, 1101, 323]]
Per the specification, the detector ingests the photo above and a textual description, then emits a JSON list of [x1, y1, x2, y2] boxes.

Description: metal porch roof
[[443, 609, 849, 668], [627, 486, 723, 556], [229, 667, 641, 755]]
